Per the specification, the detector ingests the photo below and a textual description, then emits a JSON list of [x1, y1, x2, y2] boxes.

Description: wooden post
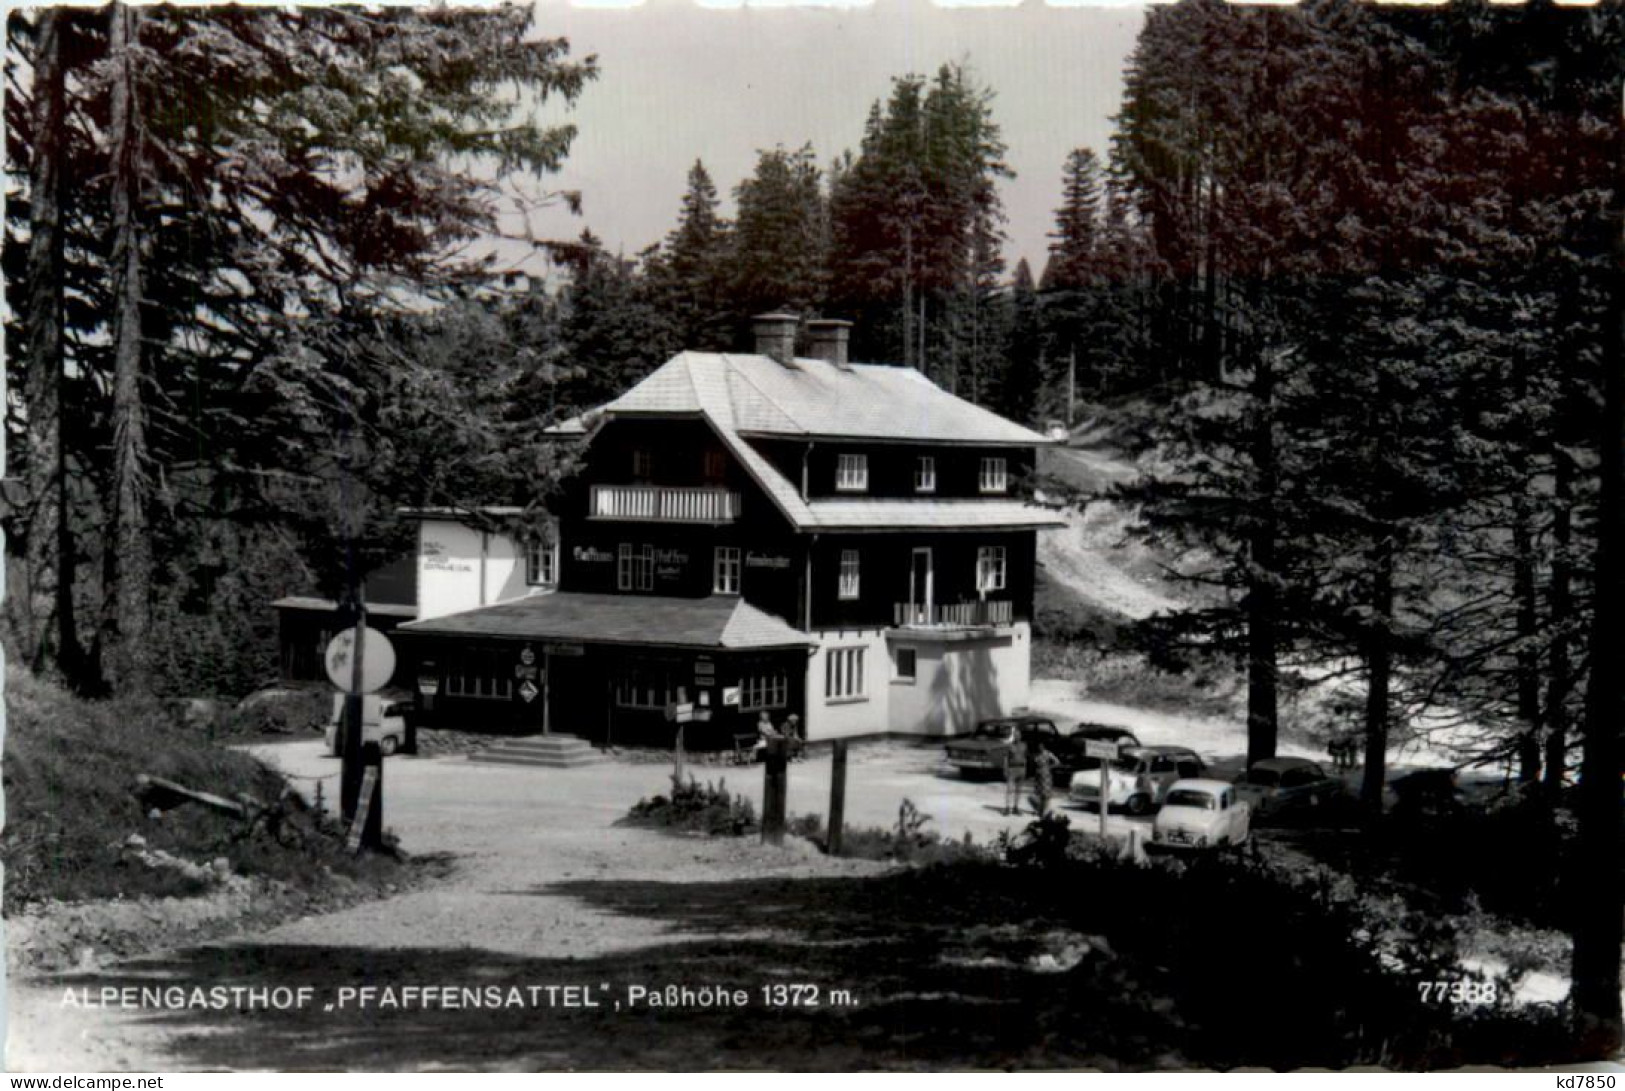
[[762, 737, 788, 845], [1098, 757, 1110, 840], [828, 740, 848, 856], [348, 741, 384, 852]]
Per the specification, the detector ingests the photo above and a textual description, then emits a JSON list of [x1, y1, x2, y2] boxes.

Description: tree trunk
[[1360, 534, 1394, 816], [1570, 94, 1625, 1056], [1544, 449, 1574, 795], [16, 10, 79, 684], [1246, 347, 1279, 767], [1512, 490, 1543, 783], [106, 2, 154, 695]]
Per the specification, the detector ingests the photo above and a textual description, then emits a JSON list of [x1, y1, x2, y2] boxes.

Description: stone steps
[[467, 734, 606, 769]]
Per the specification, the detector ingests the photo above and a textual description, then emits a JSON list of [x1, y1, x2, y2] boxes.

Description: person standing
[[1031, 746, 1060, 815], [1003, 737, 1030, 816]]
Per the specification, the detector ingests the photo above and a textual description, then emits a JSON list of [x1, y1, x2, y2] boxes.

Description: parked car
[[323, 693, 409, 757], [1233, 757, 1343, 820], [1151, 779, 1252, 850], [945, 716, 1093, 778], [1069, 744, 1206, 815]]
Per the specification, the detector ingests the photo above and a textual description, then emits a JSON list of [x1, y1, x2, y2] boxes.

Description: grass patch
[[2, 666, 397, 913], [795, 800, 994, 865]]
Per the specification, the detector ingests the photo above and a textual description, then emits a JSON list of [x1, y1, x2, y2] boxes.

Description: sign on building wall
[[421, 538, 473, 573], [746, 552, 791, 570]]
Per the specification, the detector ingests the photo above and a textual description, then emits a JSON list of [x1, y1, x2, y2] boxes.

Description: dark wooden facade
[[402, 634, 807, 749]]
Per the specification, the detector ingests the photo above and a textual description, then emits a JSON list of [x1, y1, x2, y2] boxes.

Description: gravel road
[[9, 739, 1075, 1070]]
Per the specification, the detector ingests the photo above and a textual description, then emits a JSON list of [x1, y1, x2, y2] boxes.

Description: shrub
[[212, 689, 332, 740], [623, 774, 758, 836], [1000, 811, 1075, 868], [823, 801, 993, 865]]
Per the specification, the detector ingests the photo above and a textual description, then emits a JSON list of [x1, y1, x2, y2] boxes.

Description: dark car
[[1233, 757, 1345, 820], [946, 717, 1142, 780], [945, 716, 1077, 778]]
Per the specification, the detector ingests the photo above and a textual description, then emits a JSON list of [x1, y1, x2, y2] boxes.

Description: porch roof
[[396, 592, 813, 651]]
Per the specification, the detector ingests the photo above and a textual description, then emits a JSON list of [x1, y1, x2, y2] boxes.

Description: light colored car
[[1069, 745, 1205, 816], [1233, 757, 1343, 819], [1152, 779, 1251, 849], [323, 693, 408, 757]]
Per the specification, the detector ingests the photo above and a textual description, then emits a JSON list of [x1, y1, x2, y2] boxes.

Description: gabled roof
[[593, 352, 1060, 532], [605, 352, 1051, 445], [397, 591, 812, 651]]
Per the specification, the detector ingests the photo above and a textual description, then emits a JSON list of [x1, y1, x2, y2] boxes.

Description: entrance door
[[909, 548, 934, 626]]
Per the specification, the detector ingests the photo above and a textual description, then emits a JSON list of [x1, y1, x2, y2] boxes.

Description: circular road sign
[[324, 626, 397, 694]]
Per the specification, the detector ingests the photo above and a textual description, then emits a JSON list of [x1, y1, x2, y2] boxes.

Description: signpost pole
[[542, 647, 552, 736], [341, 591, 367, 823]]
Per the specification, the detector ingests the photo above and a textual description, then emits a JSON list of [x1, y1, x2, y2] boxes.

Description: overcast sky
[[514, 0, 1147, 277]]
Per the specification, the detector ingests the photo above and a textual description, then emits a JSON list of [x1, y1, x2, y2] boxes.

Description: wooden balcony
[[893, 599, 1014, 629], [589, 485, 741, 524]]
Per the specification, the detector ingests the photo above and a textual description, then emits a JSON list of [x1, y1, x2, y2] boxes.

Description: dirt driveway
[[9, 737, 1144, 1071]]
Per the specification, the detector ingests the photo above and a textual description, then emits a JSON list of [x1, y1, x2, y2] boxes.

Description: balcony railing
[[893, 599, 1014, 629], [590, 485, 741, 523]]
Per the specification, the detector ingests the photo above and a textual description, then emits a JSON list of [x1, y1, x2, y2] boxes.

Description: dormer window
[[914, 456, 936, 493], [632, 448, 653, 480], [979, 457, 1008, 494], [837, 453, 869, 492]]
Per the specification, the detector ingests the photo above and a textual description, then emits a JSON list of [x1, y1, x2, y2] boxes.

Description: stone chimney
[[752, 312, 799, 366], [806, 319, 853, 370]]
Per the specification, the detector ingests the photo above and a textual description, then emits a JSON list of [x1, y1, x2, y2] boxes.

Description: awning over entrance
[[397, 592, 812, 651]]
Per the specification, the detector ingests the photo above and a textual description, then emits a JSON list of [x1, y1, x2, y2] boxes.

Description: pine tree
[[732, 143, 827, 330], [646, 160, 733, 350], [4, 4, 599, 693], [828, 64, 1010, 372]]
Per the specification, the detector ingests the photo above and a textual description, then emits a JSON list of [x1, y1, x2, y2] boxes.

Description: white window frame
[[445, 650, 514, 701], [526, 536, 558, 587], [741, 672, 788, 711], [614, 666, 671, 710], [976, 545, 1007, 593], [914, 456, 936, 493], [836, 453, 869, 493], [618, 543, 654, 591], [892, 645, 918, 685], [825, 646, 867, 702], [713, 546, 741, 595], [838, 549, 860, 600], [979, 456, 1008, 494]]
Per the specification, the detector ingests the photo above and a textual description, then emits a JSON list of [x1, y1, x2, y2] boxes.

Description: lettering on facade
[[655, 549, 689, 564], [746, 552, 791, 570], [573, 546, 613, 563], [421, 538, 472, 573]]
